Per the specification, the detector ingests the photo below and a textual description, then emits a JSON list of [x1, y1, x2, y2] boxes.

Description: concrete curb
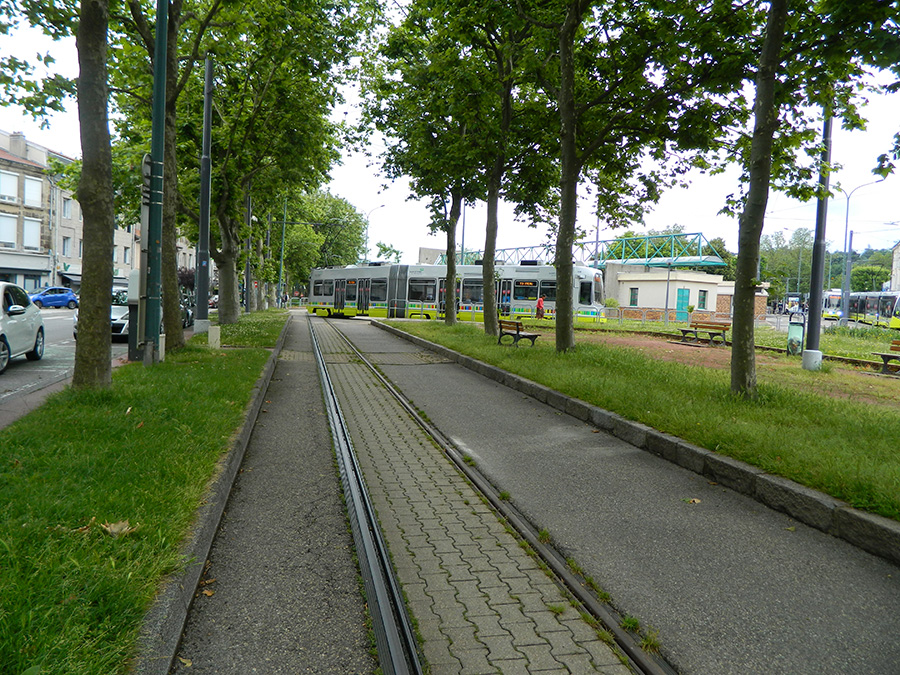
[[373, 320, 900, 567], [131, 317, 292, 675]]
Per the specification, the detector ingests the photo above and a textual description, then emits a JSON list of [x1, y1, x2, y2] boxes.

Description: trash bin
[[787, 312, 805, 356]]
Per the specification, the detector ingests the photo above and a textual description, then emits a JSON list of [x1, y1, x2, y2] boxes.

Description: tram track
[[322, 317, 676, 675], [308, 319, 423, 675]]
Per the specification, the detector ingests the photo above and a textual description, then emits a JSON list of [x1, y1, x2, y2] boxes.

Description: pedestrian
[[536, 294, 545, 320]]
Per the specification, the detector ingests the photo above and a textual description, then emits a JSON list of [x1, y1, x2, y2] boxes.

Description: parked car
[[74, 288, 131, 341], [29, 286, 79, 309], [1, 282, 44, 374]]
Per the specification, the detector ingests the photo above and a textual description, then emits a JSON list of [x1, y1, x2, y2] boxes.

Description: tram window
[[370, 279, 387, 302], [514, 280, 538, 301], [579, 282, 592, 305], [880, 296, 894, 316], [409, 279, 436, 301], [313, 280, 334, 296], [345, 280, 357, 301], [539, 280, 557, 302], [461, 279, 483, 303]]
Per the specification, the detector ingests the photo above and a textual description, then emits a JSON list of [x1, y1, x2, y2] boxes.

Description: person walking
[[536, 294, 545, 320]]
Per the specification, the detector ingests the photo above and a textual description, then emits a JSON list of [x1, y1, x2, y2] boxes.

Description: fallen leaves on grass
[[100, 520, 141, 538]]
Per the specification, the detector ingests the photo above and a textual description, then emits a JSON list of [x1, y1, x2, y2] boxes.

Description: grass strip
[[0, 310, 285, 674], [388, 321, 900, 522]]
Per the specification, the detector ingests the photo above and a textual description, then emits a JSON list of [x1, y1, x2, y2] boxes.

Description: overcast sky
[[2, 25, 897, 264]]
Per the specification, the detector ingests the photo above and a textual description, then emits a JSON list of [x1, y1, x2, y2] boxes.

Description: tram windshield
[[514, 280, 538, 301]]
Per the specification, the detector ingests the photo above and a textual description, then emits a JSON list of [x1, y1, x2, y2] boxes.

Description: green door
[[676, 288, 690, 321]]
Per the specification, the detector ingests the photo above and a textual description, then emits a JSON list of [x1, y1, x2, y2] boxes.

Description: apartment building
[[0, 129, 140, 291]]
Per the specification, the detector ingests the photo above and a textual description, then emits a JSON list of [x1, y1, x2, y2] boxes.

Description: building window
[[0, 171, 17, 202], [62, 198, 72, 219], [629, 287, 639, 306], [62, 236, 71, 257], [23, 218, 41, 250], [23, 274, 41, 291], [0, 214, 15, 247], [123, 246, 130, 264], [698, 289, 708, 310], [24, 177, 42, 207], [79, 239, 83, 258], [112, 246, 118, 262]]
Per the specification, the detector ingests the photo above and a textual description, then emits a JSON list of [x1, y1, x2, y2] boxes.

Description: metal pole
[[837, 179, 883, 325], [144, 0, 168, 364], [365, 204, 385, 263], [195, 55, 212, 333], [278, 198, 286, 305], [805, 113, 831, 355]]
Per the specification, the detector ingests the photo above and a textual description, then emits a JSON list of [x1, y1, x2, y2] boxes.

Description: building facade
[[0, 130, 141, 291]]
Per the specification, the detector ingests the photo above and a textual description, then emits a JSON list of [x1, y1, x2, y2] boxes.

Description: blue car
[[29, 286, 79, 309]]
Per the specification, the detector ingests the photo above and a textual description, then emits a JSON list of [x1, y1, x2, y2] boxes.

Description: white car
[[73, 288, 130, 341], [0, 282, 45, 374]]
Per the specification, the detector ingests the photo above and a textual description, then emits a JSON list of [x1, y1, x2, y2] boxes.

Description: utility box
[[787, 313, 805, 356]]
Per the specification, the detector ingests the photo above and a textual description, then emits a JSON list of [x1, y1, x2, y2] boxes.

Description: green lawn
[[0, 310, 286, 675]]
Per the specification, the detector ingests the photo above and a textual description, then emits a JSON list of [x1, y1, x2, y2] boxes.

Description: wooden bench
[[679, 320, 731, 347], [498, 319, 539, 347], [872, 339, 900, 374]]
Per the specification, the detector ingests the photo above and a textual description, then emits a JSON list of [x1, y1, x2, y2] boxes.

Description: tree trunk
[[554, 3, 583, 352], [72, 0, 115, 390], [213, 213, 242, 324], [731, 0, 789, 398], [482, 157, 501, 337], [444, 191, 461, 325]]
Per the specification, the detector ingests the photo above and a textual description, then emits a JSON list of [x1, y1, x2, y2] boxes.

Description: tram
[[845, 291, 900, 328], [307, 262, 606, 322], [821, 290, 843, 320]]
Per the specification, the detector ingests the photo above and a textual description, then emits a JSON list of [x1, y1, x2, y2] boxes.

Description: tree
[[524, 0, 756, 351], [72, 0, 116, 389], [376, 242, 402, 263], [175, 0, 362, 323], [729, 1, 900, 397], [851, 264, 891, 292]]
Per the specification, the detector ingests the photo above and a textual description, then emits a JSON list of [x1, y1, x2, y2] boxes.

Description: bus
[[307, 262, 606, 323]]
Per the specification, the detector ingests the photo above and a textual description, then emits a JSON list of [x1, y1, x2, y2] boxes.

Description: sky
[[2, 25, 898, 265]]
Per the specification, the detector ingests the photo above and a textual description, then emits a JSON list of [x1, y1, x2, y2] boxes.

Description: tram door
[[438, 279, 447, 317], [499, 279, 512, 316], [358, 278, 370, 314], [334, 279, 346, 312]]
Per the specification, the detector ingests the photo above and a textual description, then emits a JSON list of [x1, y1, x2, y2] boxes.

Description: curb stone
[[373, 319, 900, 567], [131, 317, 291, 675]]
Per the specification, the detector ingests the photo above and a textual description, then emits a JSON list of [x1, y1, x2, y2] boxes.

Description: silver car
[[0, 282, 45, 374], [73, 288, 130, 341]]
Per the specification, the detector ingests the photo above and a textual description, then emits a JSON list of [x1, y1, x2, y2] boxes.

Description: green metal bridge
[[439, 232, 727, 268]]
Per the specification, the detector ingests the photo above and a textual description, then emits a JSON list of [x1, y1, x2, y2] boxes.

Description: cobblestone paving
[[313, 318, 629, 674]]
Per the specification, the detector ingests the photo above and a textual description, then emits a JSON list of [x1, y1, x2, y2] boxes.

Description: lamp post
[[364, 204, 385, 263], [836, 179, 884, 325]]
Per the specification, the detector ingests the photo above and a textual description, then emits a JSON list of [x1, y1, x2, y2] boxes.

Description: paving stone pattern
[[313, 318, 629, 675]]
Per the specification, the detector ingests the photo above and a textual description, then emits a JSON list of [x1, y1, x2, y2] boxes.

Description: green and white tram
[[308, 262, 606, 322], [846, 291, 900, 328]]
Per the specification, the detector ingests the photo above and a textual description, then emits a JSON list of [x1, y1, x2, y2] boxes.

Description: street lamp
[[364, 204, 385, 263], [836, 179, 884, 325]]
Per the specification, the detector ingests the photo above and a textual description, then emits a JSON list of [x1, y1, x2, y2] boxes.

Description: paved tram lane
[[334, 318, 900, 675], [314, 316, 631, 674]]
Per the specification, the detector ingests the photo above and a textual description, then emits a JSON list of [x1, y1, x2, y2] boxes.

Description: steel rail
[[308, 318, 423, 675], [326, 318, 678, 675]]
